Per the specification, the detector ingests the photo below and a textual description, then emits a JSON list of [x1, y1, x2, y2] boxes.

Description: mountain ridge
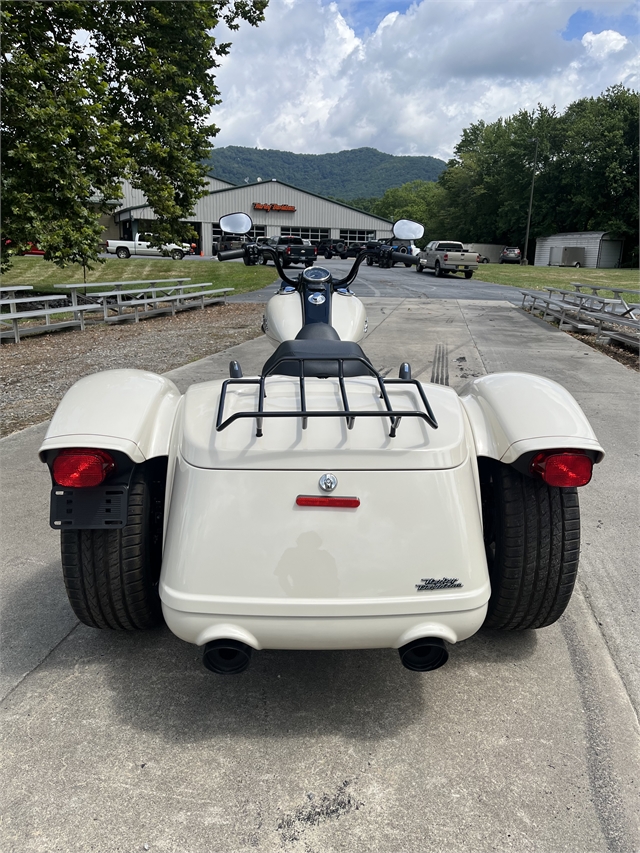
[[205, 146, 446, 199]]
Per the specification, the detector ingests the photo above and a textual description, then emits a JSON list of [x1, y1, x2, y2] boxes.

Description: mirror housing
[[220, 212, 253, 234], [393, 219, 424, 240]]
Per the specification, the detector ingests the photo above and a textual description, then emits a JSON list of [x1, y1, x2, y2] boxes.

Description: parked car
[[316, 239, 348, 260], [416, 241, 479, 279], [499, 247, 521, 264], [106, 234, 195, 260], [259, 236, 316, 268]]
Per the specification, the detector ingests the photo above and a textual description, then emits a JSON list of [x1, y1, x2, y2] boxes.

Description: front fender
[[459, 372, 604, 466], [39, 369, 181, 464]]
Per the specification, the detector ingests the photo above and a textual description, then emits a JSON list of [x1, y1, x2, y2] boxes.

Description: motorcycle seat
[[261, 338, 375, 378], [295, 323, 341, 341]]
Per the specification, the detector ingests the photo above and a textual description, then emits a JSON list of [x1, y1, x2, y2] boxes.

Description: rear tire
[[60, 465, 165, 630], [434, 261, 443, 277], [482, 258, 489, 264], [464, 270, 473, 279], [415, 264, 422, 273], [115, 247, 130, 259], [366, 256, 373, 266], [479, 459, 580, 630]]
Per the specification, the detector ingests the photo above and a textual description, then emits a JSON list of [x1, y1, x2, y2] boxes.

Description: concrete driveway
[[1, 265, 638, 853]]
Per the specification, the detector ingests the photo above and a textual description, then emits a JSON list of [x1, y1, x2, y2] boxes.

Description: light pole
[[522, 137, 539, 266]]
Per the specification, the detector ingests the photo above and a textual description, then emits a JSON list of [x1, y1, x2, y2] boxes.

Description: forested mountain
[[205, 146, 446, 198]]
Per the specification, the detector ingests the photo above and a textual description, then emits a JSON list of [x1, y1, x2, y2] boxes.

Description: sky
[[208, 0, 639, 160]]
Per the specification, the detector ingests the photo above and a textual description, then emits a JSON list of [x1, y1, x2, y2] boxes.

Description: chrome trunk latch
[[319, 473, 338, 492]]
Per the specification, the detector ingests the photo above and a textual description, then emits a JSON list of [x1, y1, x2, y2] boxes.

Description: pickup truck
[[260, 236, 317, 268], [416, 241, 479, 279], [105, 234, 195, 260]]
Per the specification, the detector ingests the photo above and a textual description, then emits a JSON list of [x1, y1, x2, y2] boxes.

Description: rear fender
[[459, 373, 604, 470], [39, 369, 181, 464]]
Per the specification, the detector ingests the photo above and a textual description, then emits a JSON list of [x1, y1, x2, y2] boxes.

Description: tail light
[[296, 495, 360, 508], [53, 449, 116, 488], [476, 255, 480, 262], [443, 253, 449, 262], [314, 247, 317, 255], [286, 246, 291, 254], [530, 451, 593, 487]]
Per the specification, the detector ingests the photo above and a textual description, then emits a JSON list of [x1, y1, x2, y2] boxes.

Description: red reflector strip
[[296, 495, 360, 508]]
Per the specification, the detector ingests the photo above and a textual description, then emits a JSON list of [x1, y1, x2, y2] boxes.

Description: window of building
[[282, 227, 330, 243], [339, 230, 377, 243], [212, 224, 266, 241]]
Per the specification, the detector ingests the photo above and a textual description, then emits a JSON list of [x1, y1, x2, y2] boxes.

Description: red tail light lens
[[286, 247, 291, 254], [530, 451, 593, 487], [443, 253, 449, 262], [296, 495, 360, 508], [476, 255, 480, 262], [53, 449, 116, 488]]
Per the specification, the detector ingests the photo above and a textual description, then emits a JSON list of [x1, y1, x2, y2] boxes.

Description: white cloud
[[582, 29, 630, 59], [209, 0, 639, 160]]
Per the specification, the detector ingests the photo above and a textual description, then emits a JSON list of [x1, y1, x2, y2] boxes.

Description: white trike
[[40, 214, 603, 674]]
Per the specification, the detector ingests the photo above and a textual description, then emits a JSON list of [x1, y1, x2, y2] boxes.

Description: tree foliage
[[1, 0, 267, 271], [435, 86, 639, 263]]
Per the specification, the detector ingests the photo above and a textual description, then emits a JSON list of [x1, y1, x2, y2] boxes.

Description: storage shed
[[534, 232, 623, 269]]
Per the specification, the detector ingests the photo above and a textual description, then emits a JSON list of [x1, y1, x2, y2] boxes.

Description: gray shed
[[534, 232, 623, 269]]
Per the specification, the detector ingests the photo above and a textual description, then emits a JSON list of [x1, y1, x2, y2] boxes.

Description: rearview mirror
[[220, 212, 253, 234], [393, 219, 424, 240]]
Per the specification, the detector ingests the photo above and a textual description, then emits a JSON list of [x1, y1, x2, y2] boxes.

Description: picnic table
[[570, 282, 640, 317]]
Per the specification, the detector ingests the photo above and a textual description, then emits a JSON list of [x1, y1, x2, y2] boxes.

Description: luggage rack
[[216, 354, 438, 438]]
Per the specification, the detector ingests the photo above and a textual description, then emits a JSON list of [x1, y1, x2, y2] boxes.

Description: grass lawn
[[1, 256, 277, 296], [473, 264, 639, 301]]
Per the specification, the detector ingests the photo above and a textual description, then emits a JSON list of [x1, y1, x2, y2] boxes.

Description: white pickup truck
[[416, 241, 479, 279], [105, 234, 195, 260]]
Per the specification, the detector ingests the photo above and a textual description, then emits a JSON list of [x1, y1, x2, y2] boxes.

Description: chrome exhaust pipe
[[399, 638, 449, 671], [203, 639, 252, 674]]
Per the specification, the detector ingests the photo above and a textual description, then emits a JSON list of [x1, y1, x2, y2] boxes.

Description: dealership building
[[102, 178, 394, 254]]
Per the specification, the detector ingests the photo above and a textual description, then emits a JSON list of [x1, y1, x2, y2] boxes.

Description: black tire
[[415, 264, 422, 273], [282, 259, 291, 268], [305, 260, 314, 268], [479, 458, 580, 630], [464, 270, 473, 279], [324, 251, 332, 260], [171, 249, 184, 261], [115, 247, 130, 259], [574, 262, 581, 268], [340, 254, 348, 260], [482, 258, 489, 264], [434, 261, 442, 277], [499, 258, 504, 264], [60, 465, 165, 630], [260, 255, 269, 265], [366, 256, 373, 266], [335, 241, 345, 253]]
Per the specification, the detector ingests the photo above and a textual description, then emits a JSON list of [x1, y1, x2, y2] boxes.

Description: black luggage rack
[[216, 354, 438, 438]]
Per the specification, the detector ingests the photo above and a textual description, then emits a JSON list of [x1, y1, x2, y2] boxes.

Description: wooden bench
[[0, 304, 95, 343], [577, 309, 640, 349], [520, 291, 597, 331], [96, 285, 234, 323]]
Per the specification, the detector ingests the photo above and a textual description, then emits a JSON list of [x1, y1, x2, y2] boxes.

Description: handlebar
[[217, 248, 246, 261], [392, 251, 418, 265]]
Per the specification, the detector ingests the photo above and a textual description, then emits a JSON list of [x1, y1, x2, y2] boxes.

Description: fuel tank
[[263, 286, 367, 347]]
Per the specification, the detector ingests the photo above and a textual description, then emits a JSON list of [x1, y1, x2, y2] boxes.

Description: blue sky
[[211, 0, 639, 159], [562, 7, 639, 40]]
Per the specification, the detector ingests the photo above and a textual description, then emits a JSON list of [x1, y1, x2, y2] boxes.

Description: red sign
[[253, 203, 296, 212]]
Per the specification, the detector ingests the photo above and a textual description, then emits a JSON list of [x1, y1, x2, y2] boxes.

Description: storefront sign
[[253, 203, 296, 213]]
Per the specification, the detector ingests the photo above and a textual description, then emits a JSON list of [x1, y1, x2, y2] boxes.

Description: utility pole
[[522, 137, 539, 266]]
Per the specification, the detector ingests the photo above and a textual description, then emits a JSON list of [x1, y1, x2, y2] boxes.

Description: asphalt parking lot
[[1, 263, 638, 853]]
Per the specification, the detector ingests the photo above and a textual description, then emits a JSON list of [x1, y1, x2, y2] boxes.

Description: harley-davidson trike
[[40, 214, 603, 674]]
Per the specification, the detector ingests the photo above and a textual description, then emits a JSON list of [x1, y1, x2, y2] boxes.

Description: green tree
[[372, 180, 446, 246], [1, 0, 267, 271]]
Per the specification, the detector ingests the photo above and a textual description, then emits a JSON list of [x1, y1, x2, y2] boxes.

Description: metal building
[[108, 179, 393, 255], [534, 232, 623, 269]]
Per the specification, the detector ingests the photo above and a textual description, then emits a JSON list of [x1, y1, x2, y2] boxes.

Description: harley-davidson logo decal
[[415, 577, 463, 591]]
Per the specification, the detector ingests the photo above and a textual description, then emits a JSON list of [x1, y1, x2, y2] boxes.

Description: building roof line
[[201, 178, 393, 224]]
